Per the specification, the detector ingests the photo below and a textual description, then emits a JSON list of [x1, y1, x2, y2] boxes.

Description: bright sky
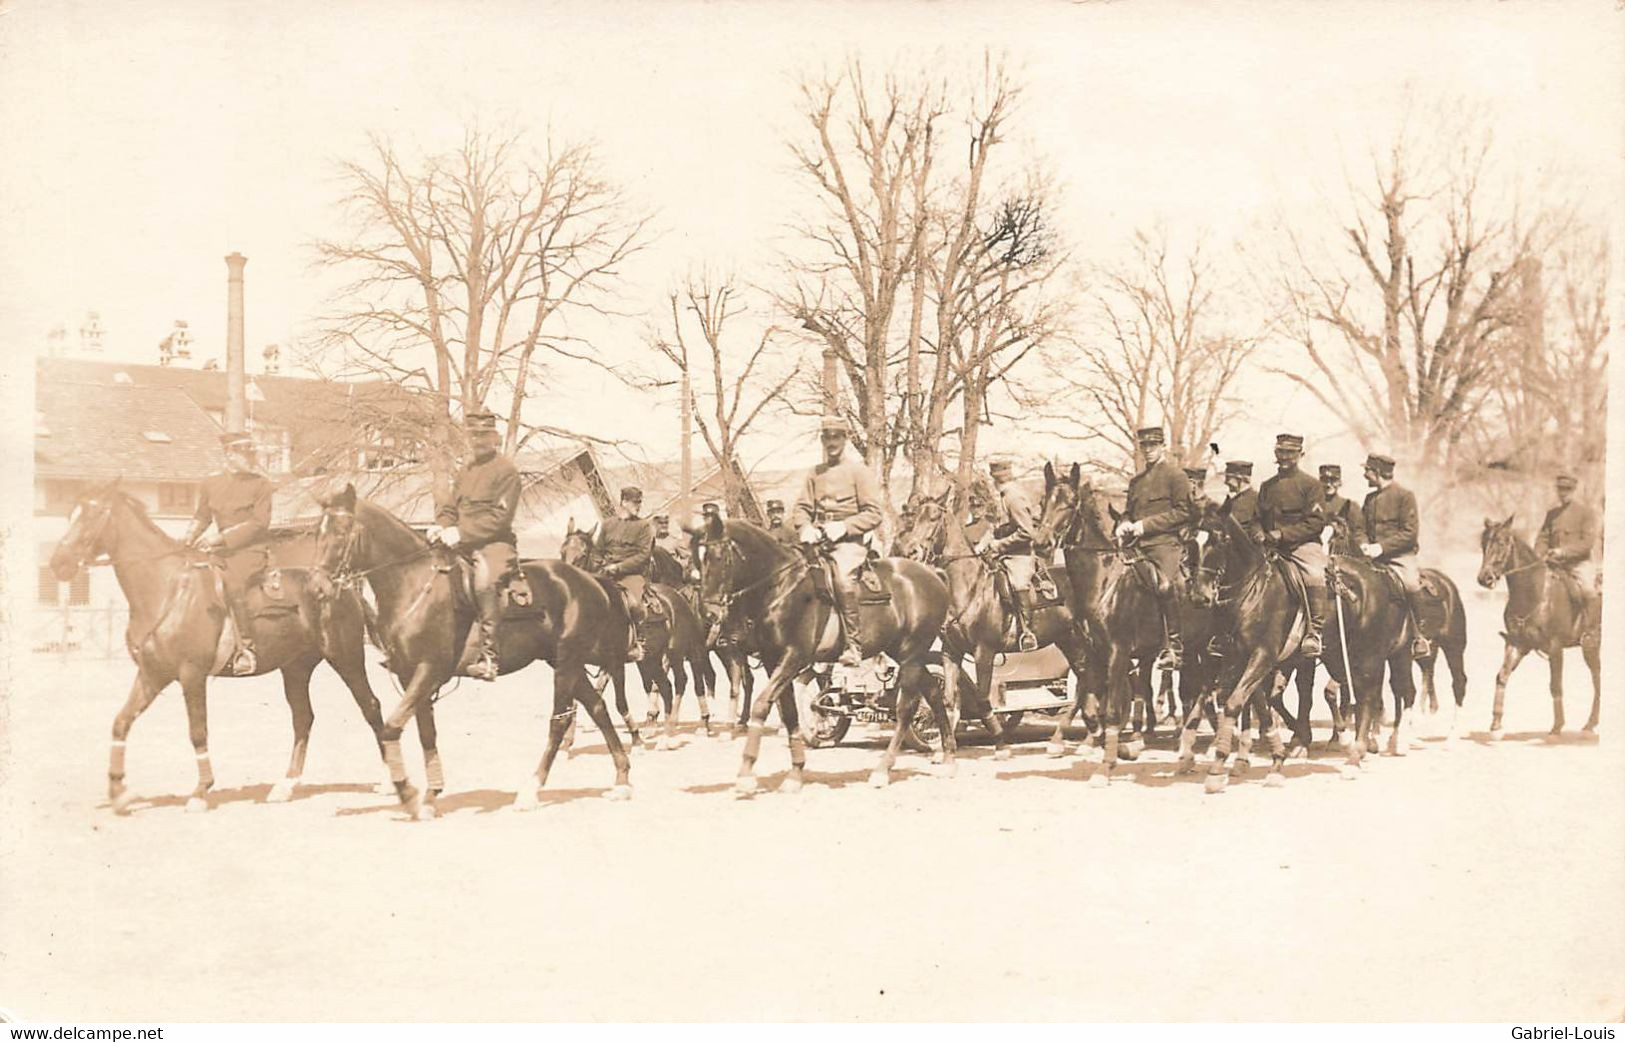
[[2, 0, 1620, 475]]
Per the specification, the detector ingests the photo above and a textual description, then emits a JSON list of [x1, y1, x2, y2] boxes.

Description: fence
[[31, 601, 131, 660]]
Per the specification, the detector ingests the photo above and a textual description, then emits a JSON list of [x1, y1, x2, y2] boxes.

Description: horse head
[[559, 516, 595, 569], [897, 488, 952, 562], [692, 513, 738, 625], [1477, 513, 1520, 589], [1033, 461, 1083, 553], [310, 483, 360, 599], [50, 478, 125, 580]]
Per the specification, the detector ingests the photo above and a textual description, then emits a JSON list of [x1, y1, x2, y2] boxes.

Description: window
[[158, 482, 195, 514], [142, 430, 172, 443], [361, 434, 419, 472], [38, 565, 58, 605], [68, 568, 90, 606]]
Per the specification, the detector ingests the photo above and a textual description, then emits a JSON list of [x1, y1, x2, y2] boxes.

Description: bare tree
[[308, 125, 651, 481], [649, 273, 802, 519], [1033, 227, 1251, 475], [1263, 103, 1559, 476]]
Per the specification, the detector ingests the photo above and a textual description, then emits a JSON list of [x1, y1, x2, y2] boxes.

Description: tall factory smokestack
[[225, 252, 248, 433]]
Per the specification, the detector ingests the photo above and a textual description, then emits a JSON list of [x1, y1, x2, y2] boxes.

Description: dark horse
[[694, 518, 952, 793], [309, 486, 632, 817], [48, 482, 390, 814], [1478, 515, 1601, 738], [899, 485, 1091, 760], [559, 523, 719, 747]]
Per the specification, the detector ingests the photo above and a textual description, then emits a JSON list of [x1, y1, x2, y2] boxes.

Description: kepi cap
[[1364, 453, 1396, 478], [1275, 433, 1304, 453], [1556, 473, 1579, 490], [1318, 464, 1342, 480], [1224, 460, 1253, 478], [1136, 426, 1165, 446]]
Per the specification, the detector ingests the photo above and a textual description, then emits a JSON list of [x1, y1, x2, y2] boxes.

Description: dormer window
[[113, 372, 134, 384], [142, 430, 172, 443]]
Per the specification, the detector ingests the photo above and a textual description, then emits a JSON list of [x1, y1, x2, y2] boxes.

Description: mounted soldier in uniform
[[1318, 464, 1360, 555], [184, 429, 274, 675], [764, 498, 798, 550], [1357, 452, 1431, 658], [793, 413, 884, 667], [1115, 426, 1195, 670], [977, 457, 1058, 652], [1257, 433, 1328, 659], [1222, 460, 1261, 542], [589, 485, 657, 662], [651, 512, 692, 588], [1536, 472, 1601, 650], [429, 410, 520, 682]]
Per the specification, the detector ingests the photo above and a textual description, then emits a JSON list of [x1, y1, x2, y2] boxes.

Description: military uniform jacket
[[594, 515, 654, 578], [1535, 501, 1597, 564], [193, 471, 273, 550], [1362, 483, 1419, 558], [1227, 488, 1261, 541], [1125, 459, 1194, 546], [1322, 493, 1360, 551], [791, 458, 883, 536], [1257, 468, 1325, 549], [992, 480, 1041, 551], [435, 453, 520, 547]]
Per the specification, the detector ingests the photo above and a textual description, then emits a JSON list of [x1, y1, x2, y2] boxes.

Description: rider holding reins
[[1116, 426, 1196, 671], [793, 413, 884, 667], [184, 429, 274, 676]]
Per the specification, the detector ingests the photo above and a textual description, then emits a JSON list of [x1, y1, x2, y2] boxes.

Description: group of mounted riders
[[64, 400, 1597, 815]]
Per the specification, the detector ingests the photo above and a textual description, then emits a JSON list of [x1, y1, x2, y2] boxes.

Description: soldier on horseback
[[1318, 464, 1360, 555], [1257, 433, 1328, 659], [590, 485, 657, 662], [1116, 426, 1195, 670], [1184, 466, 1214, 511], [1537, 473, 1600, 650], [1357, 452, 1431, 658], [1222, 460, 1261, 541], [977, 457, 1057, 652], [429, 410, 520, 682], [764, 498, 798, 549], [184, 429, 274, 675], [793, 413, 884, 667]]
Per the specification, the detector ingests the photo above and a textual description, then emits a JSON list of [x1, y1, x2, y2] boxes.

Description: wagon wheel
[[800, 676, 852, 749]]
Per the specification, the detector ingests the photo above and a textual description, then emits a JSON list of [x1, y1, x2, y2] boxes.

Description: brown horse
[[559, 523, 718, 747], [309, 486, 632, 817], [47, 482, 390, 814], [898, 486, 1090, 760], [694, 518, 952, 793], [1477, 516, 1601, 738]]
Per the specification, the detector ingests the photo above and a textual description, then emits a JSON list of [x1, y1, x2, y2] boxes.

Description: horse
[[309, 486, 632, 817], [898, 485, 1092, 760], [560, 522, 719, 747], [1477, 516, 1601, 738], [47, 481, 390, 814], [693, 518, 953, 793], [1273, 567, 1469, 754]]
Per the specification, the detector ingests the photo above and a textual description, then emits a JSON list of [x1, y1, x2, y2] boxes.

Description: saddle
[[811, 553, 891, 606], [592, 575, 667, 622], [439, 551, 533, 614]]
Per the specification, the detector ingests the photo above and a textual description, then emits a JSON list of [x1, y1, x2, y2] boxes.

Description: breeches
[[1140, 542, 1183, 589], [1003, 554, 1036, 591], [472, 542, 518, 618], [219, 548, 268, 599], [1379, 553, 1421, 594], [1283, 541, 1328, 589], [616, 574, 647, 623], [830, 540, 868, 578]]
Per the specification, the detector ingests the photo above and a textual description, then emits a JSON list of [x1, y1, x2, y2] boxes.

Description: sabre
[[1324, 526, 1358, 739]]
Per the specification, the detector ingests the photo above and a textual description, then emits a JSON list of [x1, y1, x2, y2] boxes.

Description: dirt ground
[[2, 584, 1621, 1023]]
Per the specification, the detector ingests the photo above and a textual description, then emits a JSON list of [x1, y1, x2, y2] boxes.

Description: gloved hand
[[821, 521, 847, 542], [1544, 549, 1565, 566], [798, 524, 820, 544], [440, 526, 462, 548], [1266, 529, 1284, 546], [1115, 520, 1143, 541], [974, 534, 994, 555], [1360, 542, 1382, 559], [199, 534, 225, 552], [426, 525, 444, 544]]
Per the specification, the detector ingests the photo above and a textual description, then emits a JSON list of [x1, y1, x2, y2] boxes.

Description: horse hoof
[[416, 803, 438, 821], [1489, 727, 1505, 743], [930, 751, 945, 765], [1544, 730, 1563, 744], [994, 747, 1012, 761], [1088, 771, 1110, 789], [1230, 760, 1251, 779], [605, 784, 633, 802], [1122, 738, 1145, 760], [512, 789, 539, 812], [868, 770, 890, 789], [1264, 771, 1286, 789], [267, 780, 296, 803], [185, 796, 210, 814], [1203, 773, 1227, 794], [657, 736, 676, 752], [779, 776, 804, 795], [1045, 740, 1065, 759], [732, 776, 759, 798], [111, 791, 137, 816], [1175, 756, 1196, 775], [1287, 745, 1309, 761]]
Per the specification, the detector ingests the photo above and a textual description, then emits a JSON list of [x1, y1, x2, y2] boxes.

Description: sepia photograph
[[0, 0, 1621, 1027]]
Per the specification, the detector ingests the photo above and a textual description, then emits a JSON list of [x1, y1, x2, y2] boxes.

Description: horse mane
[[1073, 482, 1114, 546], [720, 519, 794, 564], [106, 487, 181, 546], [355, 497, 428, 547]]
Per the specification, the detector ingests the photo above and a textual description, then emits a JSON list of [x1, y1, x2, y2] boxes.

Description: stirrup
[[1300, 631, 1324, 660], [465, 652, 500, 682], [1411, 636, 1433, 659], [230, 645, 258, 676], [1018, 630, 1039, 652]]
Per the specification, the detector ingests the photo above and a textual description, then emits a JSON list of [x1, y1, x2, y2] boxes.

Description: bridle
[[65, 494, 187, 569], [697, 533, 807, 629], [312, 508, 434, 590]]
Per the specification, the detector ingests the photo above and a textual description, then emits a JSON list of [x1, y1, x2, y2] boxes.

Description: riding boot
[[1154, 591, 1183, 672], [1579, 590, 1601, 651], [625, 590, 647, 662], [837, 589, 865, 667], [462, 583, 503, 682], [1405, 593, 1433, 658], [1016, 592, 1039, 652], [1300, 584, 1328, 660], [228, 597, 258, 676]]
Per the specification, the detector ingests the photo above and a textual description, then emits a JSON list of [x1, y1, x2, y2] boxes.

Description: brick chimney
[[225, 253, 247, 432]]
